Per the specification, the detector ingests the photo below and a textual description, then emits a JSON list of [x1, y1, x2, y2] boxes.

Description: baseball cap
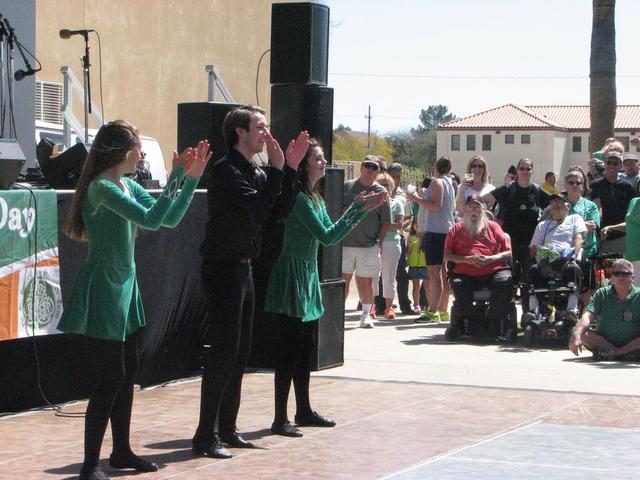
[[623, 153, 638, 162], [605, 151, 623, 161], [465, 194, 486, 208], [549, 193, 569, 203], [362, 156, 380, 169]]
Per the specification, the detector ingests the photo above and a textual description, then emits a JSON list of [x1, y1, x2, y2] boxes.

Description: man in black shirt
[[194, 105, 308, 458], [589, 150, 637, 255], [483, 158, 551, 283]]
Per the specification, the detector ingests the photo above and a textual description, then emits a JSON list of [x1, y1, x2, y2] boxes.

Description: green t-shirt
[[569, 197, 600, 259], [586, 285, 640, 347], [626, 197, 640, 262], [384, 197, 405, 242], [342, 179, 392, 248]]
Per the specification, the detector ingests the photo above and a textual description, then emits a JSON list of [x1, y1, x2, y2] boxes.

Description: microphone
[[14, 67, 38, 81], [59, 29, 94, 39]]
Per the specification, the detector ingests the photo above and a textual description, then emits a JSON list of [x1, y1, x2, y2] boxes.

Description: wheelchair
[[520, 259, 580, 347], [444, 263, 518, 344]]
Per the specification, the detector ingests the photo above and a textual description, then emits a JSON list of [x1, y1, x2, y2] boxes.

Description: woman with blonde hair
[[376, 172, 404, 319], [456, 155, 494, 213]]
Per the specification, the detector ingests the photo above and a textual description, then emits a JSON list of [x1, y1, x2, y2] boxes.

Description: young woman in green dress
[[264, 139, 386, 437], [58, 120, 211, 480]]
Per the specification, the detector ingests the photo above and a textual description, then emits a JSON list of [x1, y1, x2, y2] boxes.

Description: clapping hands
[[354, 190, 388, 212], [265, 130, 310, 171], [173, 140, 213, 178]]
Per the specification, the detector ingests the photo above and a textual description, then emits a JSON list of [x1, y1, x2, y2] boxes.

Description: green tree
[[387, 130, 437, 173], [590, 0, 616, 152], [418, 105, 457, 132], [332, 131, 393, 162]]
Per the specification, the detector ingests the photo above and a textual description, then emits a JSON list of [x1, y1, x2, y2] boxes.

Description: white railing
[[205, 64, 235, 103]]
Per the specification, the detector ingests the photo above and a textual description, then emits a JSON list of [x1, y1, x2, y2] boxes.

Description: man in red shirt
[[444, 194, 513, 330]]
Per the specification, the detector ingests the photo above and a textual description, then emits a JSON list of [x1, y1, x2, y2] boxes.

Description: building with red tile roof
[[436, 104, 640, 184]]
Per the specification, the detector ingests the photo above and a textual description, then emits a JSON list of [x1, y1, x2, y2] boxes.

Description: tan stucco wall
[[36, 0, 295, 168]]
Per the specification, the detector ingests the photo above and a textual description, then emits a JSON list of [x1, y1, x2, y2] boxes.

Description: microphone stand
[[0, 16, 7, 139], [5, 19, 15, 139], [80, 31, 92, 145]]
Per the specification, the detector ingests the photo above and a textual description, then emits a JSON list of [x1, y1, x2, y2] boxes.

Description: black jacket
[[200, 148, 295, 261]]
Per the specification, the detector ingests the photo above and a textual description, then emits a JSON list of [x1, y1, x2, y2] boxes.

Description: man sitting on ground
[[443, 194, 512, 334], [569, 259, 640, 360]]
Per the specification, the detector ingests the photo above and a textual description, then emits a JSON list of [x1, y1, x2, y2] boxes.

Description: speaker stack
[[177, 102, 241, 188], [250, 2, 344, 371]]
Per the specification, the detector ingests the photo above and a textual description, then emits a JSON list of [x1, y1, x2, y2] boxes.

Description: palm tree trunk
[[590, 0, 616, 152]]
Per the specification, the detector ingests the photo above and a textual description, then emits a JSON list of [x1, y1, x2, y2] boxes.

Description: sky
[[326, 0, 638, 135]]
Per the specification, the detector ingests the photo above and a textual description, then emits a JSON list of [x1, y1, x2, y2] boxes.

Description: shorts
[[407, 266, 429, 280], [342, 245, 381, 278], [422, 232, 447, 266]]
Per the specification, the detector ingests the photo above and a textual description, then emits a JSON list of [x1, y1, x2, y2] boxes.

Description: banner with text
[[0, 190, 63, 340]]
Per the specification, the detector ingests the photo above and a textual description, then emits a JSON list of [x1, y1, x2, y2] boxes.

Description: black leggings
[[273, 315, 315, 424], [82, 330, 140, 472]]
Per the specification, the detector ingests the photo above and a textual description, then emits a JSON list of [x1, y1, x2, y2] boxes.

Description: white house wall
[[436, 129, 556, 185]]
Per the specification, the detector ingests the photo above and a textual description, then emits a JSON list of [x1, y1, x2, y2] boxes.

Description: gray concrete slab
[[317, 286, 640, 396], [388, 423, 640, 480]]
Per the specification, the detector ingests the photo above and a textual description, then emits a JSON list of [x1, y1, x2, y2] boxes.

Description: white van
[[35, 120, 167, 186]]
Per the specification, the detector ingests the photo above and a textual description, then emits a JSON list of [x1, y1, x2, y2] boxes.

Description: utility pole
[[365, 105, 372, 149]]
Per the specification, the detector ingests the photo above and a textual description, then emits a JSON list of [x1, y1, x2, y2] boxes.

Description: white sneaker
[[360, 316, 375, 329]]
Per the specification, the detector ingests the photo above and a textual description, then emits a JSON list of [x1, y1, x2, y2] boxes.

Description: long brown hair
[[297, 138, 323, 201], [64, 120, 139, 241]]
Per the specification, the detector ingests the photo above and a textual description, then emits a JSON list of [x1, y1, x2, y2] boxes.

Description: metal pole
[[366, 105, 372, 149], [205, 64, 215, 102], [61, 66, 72, 148], [81, 32, 91, 144], [7, 35, 15, 138]]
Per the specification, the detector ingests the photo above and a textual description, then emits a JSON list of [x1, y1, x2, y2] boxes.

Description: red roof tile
[[440, 104, 640, 131]]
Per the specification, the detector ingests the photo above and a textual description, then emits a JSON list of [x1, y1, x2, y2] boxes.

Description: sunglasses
[[518, 166, 532, 171], [470, 164, 484, 169], [364, 163, 379, 171], [606, 160, 621, 166], [611, 271, 632, 277], [566, 180, 583, 186]]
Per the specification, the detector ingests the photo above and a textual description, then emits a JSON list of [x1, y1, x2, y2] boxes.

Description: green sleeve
[[585, 287, 603, 317], [161, 175, 200, 227], [293, 193, 366, 247], [626, 198, 640, 223], [587, 201, 600, 227], [92, 167, 184, 230]]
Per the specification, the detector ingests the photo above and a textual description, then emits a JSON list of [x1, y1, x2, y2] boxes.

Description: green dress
[[264, 192, 366, 321], [57, 167, 199, 341]]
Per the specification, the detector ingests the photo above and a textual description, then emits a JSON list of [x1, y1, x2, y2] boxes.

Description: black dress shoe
[[271, 421, 303, 437], [79, 467, 110, 480], [109, 453, 159, 472], [295, 411, 336, 427], [192, 439, 232, 459], [220, 431, 255, 449]]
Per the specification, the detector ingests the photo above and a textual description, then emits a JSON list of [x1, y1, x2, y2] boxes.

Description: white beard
[[464, 215, 485, 237]]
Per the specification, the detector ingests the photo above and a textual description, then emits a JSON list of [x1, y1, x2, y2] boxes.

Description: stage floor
[[2, 372, 640, 480]]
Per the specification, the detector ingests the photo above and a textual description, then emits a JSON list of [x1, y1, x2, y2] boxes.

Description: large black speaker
[[270, 84, 334, 163], [40, 142, 87, 189], [270, 2, 329, 85], [312, 279, 345, 370], [318, 167, 343, 281], [177, 102, 240, 187]]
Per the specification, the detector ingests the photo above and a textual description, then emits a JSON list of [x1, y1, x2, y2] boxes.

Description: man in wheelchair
[[443, 194, 514, 340], [569, 259, 640, 360], [523, 194, 586, 335]]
